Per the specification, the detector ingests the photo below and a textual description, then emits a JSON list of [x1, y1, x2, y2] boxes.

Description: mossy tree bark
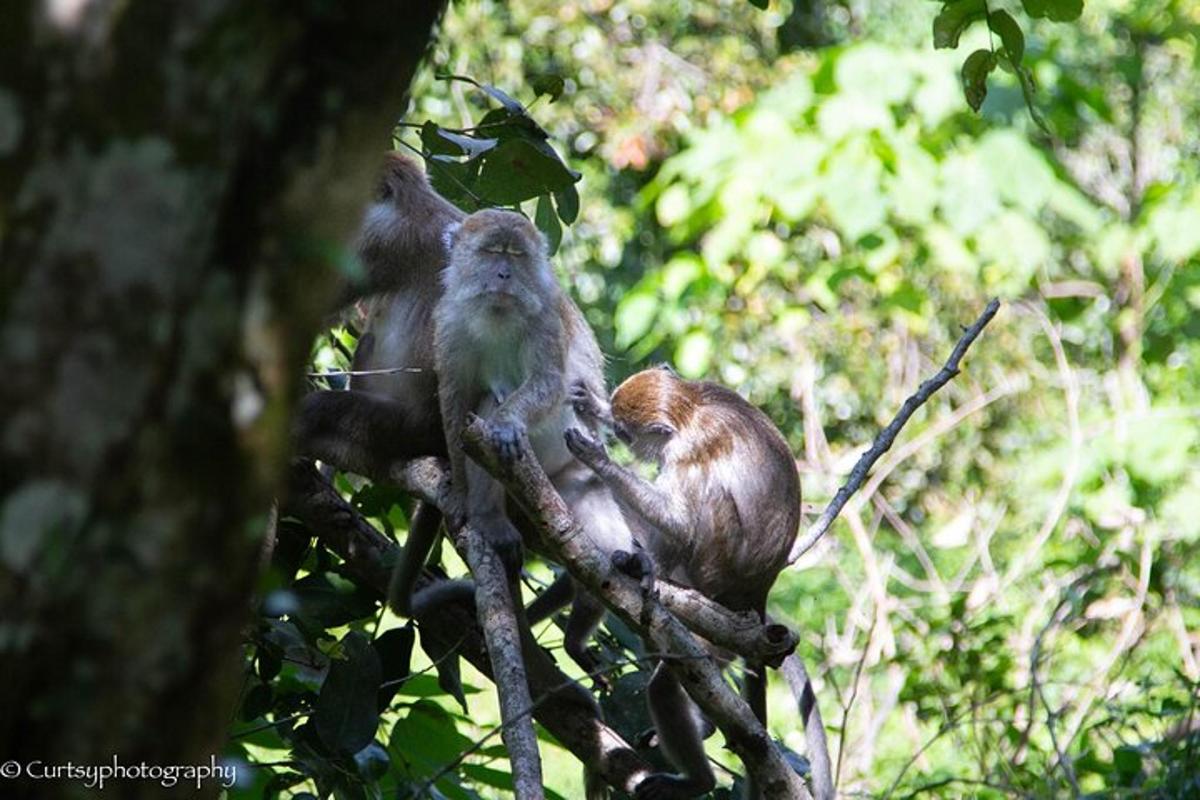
[[0, 2, 446, 796]]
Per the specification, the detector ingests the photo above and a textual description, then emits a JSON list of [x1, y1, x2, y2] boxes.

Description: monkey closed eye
[[564, 427, 609, 468]]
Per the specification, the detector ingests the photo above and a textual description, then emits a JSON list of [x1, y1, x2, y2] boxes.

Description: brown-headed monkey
[[564, 365, 801, 800]]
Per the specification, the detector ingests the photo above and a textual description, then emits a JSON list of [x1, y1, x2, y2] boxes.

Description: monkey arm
[[492, 360, 565, 448], [563, 428, 690, 539]]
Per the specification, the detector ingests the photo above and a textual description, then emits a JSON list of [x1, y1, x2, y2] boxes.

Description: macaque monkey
[[565, 366, 801, 800], [292, 155, 616, 624], [294, 154, 459, 616], [428, 208, 646, 680], [296, 153, 459, 470]]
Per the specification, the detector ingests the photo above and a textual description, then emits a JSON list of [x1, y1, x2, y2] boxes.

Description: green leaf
[[535, 194, 563, 255], [554, 183, 580, 224], [933, 0, 986, 49], [961, 49, 997, 111], [1113, 746, 1143, 778], [614, 291, 660, 350], [476, 138, 579, 205], [1021, 0, 1084, 22], [987, 10, 1025, 65], [747, 0, 769, 8], [674, 330, 714, 377], [374, 626, 415, 711], [291, 572, 379, 630], [315, 632, 383, 755], [529, 73, 566, 102]]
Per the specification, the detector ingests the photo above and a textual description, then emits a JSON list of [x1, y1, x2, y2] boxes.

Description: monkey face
[[444, 209, 554, 317]]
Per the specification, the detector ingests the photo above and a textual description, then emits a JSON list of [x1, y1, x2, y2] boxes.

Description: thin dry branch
[[788, 299, 1000, 563], [461, 418, 815, 800], [455, 522, 545, 799], [283, 461, 653, 795]]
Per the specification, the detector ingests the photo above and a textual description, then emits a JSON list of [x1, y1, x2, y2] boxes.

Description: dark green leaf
[[435, 651, 468, 712], [292, 572, 379, 630], [315, 632, 383, 755], [241, 683, 274, 721], [747, 0, 769, 8], [476, 138, 579, 205], [933, 0, 987, 49], [426, 155, 483, 212], [1113, 746, 1143, 778], [256, 647, 282, 682], [961, 49, 997, 111], [988, 10, 1025, 65], [1021, 0, 1084, 22], [554, 183, 580, 225], [535, 194, 563, 255], [530, 73, 566, 102], [420, 120, 460, 156], [374, 626, 415, 711]]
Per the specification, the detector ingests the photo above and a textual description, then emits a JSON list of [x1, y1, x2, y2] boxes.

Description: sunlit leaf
[[933, 0, 987, 49], [961, 48, 997, 111], [614, 291, 659, 350], [674, 330, 713, 377], [535, 193, 563, 255], [987, 10, 1025, 65]]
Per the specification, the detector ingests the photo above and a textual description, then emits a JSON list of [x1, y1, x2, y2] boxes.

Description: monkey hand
[[570, 381, 613, 429], [564, 427, 610, 470], [488, 417, 527, 464]]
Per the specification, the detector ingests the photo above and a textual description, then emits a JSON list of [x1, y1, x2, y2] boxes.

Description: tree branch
[[283, 461, 652, 794], [461, 421, 814, 799], [788, 299, 1001, 563]]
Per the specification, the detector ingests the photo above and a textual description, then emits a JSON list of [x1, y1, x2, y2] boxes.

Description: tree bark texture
[[0, 2, 447, 797]]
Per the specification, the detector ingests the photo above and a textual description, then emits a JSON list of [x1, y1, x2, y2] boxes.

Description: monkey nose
[[497, 268, 511, 280]]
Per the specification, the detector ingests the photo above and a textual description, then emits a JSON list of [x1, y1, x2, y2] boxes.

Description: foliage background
[[228, 1, 1200, 797]]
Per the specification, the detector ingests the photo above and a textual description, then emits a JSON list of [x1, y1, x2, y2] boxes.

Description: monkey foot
[[612, 548, 654, 593], [634, 774, 715, 800]]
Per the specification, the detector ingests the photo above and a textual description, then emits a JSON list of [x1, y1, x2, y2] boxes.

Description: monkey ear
[[655, 362, 678, 375], [441, 222, 462, 255]]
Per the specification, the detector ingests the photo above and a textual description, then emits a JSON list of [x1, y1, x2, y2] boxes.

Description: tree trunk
[[0, 2, 446, 797]]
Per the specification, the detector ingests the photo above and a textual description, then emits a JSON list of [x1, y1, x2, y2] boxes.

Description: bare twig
[[789, 299, 1000, 563], [454, 522, 545, 800]]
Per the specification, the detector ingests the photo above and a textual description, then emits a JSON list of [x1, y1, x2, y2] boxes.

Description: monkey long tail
[[779, 651, 835, 800]]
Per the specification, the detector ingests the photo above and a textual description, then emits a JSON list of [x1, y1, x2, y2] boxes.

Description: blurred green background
[[240, 1, 1200, 797]]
